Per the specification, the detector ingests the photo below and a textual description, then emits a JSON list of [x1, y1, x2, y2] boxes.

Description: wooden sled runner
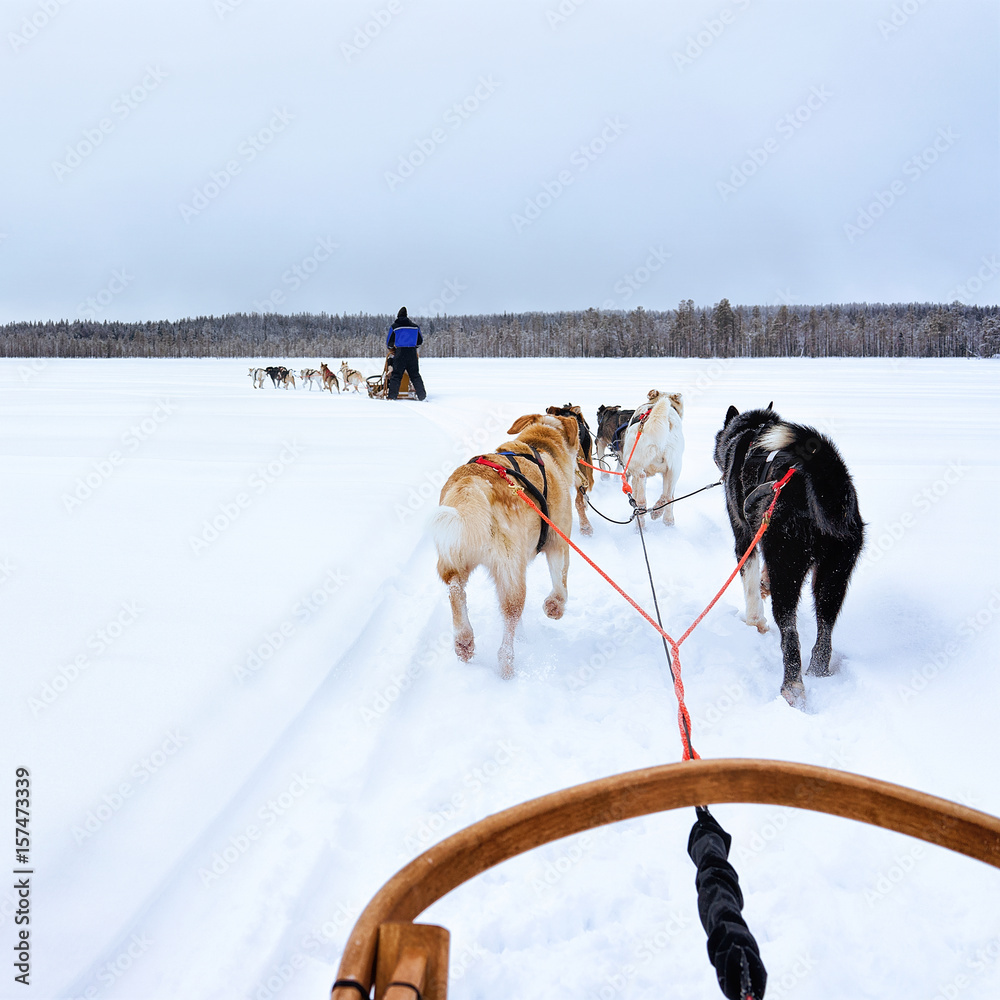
[[366, 355, 419, 400], [330, 758, 1000, 1000]]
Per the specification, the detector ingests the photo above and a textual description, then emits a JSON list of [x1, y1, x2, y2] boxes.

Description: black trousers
[[387, 347, 426, 400]]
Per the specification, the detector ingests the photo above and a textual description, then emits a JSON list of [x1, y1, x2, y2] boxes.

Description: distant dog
[[340, 362, 364, 392], [594, 405, 635, 479], [430, 413, 579, 678], [714, 403, 864, 706], [248, 367, 266, 389], [300, 368, 323, 390], [546, 403, 595, 536], [281, 370, 296, 389], [619, 390, 685, 527], [265, 366, 290, 388], [319, 363, 340, 393]]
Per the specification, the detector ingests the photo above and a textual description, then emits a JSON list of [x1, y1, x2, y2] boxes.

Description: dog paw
[[454, 632, 475, 662], [781, 681, 806, 709], [580, 523, 594, 537], [649, 506, 663, 521], [746, 616, 769, 633], [806, 660, 831, 677], [543, 595, 565, 619]]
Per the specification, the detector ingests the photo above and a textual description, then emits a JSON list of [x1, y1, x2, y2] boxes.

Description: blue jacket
[[387, 321, 422, 349]]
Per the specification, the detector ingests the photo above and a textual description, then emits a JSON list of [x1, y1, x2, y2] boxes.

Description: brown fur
[[431, 413, 579, 678], [318, 363, 340, 393]]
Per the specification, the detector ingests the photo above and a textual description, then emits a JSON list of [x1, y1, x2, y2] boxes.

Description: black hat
[[397, 307, 408, 320]]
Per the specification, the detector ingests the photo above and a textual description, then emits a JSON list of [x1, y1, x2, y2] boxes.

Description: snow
[[3, 356, 999, 1000]]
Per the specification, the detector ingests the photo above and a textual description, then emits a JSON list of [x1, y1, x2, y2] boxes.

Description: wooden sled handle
[[331, 757, 1000, 998]]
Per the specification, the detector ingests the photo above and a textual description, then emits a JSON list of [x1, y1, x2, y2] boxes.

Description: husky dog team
[[431, 388, 864, 708]]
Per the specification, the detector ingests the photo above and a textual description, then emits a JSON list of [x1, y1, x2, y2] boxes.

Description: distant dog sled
[[366, 355, 419, 400]]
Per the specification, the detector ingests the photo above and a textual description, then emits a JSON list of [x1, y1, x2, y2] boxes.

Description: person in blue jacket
[[385, 306, 427, 400]]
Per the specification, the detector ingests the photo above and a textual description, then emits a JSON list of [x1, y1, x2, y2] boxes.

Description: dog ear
[[555, 414, 579, 450], [766, 401, 773, 411], [507, 414, 538, 435], [669, 392, 684, 417], [724, 405, 739, 426]]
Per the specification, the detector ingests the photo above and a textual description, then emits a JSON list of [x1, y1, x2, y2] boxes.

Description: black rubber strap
[[332, 980, 369, 998]]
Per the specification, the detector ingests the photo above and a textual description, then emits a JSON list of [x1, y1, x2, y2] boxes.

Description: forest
[[2, 300, 998, 359]]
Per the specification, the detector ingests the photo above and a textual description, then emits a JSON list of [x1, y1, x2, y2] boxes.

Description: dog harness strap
[[471, 452, 550, 552]]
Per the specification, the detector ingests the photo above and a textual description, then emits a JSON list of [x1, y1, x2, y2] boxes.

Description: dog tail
[[429, 506, 465, 565], [765, 423, 861, 540], [429, 501, 494, 569]]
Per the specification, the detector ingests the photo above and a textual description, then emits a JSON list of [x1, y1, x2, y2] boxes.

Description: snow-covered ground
[[3, 356, 999, 1000]]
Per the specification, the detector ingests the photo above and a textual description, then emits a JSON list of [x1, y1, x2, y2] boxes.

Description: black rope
[[583, 479, 722, 526]]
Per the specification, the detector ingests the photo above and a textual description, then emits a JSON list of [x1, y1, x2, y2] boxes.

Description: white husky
[[619, 390, 684, 527]]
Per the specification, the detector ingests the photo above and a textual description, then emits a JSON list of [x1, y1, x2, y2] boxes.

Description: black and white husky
[[714, 403, 864, 706]]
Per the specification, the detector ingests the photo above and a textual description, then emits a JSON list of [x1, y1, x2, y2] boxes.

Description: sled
[[366, 354, 419, 400], [330, 758, 1000, 1000]]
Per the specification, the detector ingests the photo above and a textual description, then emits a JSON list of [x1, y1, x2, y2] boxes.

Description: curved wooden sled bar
[[331, 758, 1000, 999]]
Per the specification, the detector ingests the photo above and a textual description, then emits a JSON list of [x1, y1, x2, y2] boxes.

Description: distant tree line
[[1, 301, 998, 359]]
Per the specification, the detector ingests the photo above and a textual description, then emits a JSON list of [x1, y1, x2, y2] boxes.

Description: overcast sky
[[2, 0, 998, 322]]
